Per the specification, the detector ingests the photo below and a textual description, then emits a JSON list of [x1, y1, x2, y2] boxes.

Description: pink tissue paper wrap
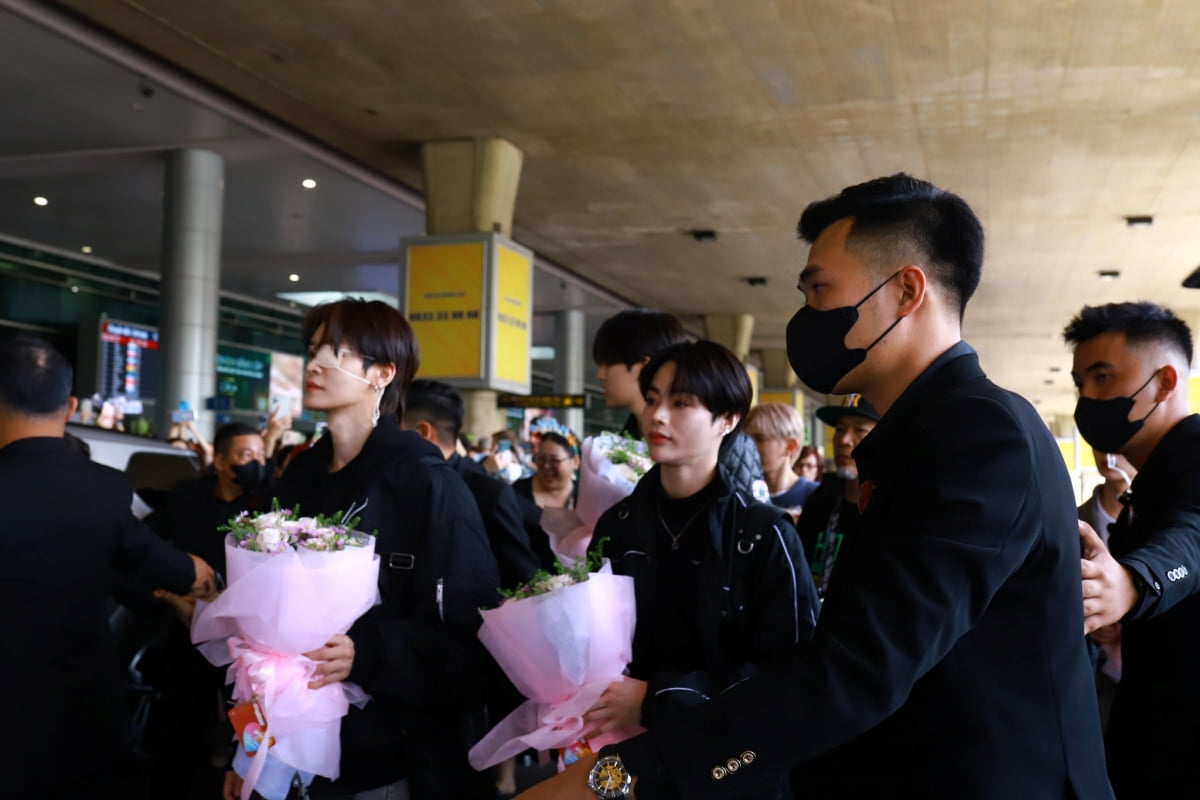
[[191, 535, 379, 800], [468, 560, 642, 770], [542, 436, 643, 565]]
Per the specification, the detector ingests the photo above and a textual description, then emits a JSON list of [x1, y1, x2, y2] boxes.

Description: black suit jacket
[[1106, 414, 1200, 796], [622, 343, 1112, 799], [0, 436, 195, 797]]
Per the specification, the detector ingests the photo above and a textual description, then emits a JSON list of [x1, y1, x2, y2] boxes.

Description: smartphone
[[171, 409, 195, 423], [497, 440, 513, 453]]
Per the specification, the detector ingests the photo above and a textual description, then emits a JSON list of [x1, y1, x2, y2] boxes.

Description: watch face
[[587, 755, 632, 799]]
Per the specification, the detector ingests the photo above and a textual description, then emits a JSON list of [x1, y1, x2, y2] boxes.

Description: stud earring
[[371, 385, 383, 428]]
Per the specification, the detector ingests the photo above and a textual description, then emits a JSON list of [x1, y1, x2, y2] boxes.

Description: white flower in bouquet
[[499, 538, 610, 605], [593, 432, 653, 478], [220, 501, 369, 553]]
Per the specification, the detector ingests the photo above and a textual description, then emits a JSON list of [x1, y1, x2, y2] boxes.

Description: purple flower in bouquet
[[220, 500, 370, 553]]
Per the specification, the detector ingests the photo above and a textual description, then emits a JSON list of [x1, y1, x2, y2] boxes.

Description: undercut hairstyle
[[592, 309, 688, 367], [0, 335, 73, 416], [745, 402, 805, 442], [1063, 302, 1194, 366], [798, 173, 984, 319], [404, 379, 464, 447], [640, 340, 752, 423], [302, 299, 419, 418], [214, 423, 262, 459]]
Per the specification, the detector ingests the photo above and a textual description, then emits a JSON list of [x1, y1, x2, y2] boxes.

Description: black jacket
[[596, 465, 818, 798], [276, 420, 500, 797], [512, 475, 580, 571], [147, 473, 271, 578], [0, 437, 195, 798], [619, 343, 1112, 799], [1106, 414, 1200, 796], [449, 453, 541, 589]]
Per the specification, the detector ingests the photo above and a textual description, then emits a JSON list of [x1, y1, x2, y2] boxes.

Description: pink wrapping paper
[[191, 536, 380, 796], [542, 436, 645, 565], [468, 561, 642, 770]]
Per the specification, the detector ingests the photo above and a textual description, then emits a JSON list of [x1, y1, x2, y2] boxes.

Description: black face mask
[[230, 460, 266, 491], [1074, 370, 1161, 453], [786, 270, 905, 394]]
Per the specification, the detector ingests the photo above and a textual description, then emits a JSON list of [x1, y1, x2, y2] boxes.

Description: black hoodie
[[277, 419, 500, 796]]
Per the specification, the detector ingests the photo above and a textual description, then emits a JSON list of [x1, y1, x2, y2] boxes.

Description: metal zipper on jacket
[[436, 577, 445, 622]]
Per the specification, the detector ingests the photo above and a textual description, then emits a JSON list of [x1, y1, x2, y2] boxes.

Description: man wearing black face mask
[[150, 422, 271, 579], [1064, 302, 1200, 797], [519, 174, 1110, 800]]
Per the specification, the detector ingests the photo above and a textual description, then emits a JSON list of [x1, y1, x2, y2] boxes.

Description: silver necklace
[[656, 496, 710, 550]]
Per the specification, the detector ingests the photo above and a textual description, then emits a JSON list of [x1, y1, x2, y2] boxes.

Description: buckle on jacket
[[388, 553, 416, 570]]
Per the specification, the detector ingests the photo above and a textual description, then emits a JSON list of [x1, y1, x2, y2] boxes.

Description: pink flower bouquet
[[467, 555, 640, 770], [191, 504, 379, 800], [542, 433, 652, 564]]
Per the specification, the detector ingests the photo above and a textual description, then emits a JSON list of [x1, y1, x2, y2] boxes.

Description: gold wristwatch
[[587, 745, 632, 799]]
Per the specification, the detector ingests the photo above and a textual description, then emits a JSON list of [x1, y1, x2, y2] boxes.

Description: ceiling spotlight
[[687, 228, 717, 242], [745, 276, 768, 287], [80, 245, 93, 254], [69, 285, 80, 294], [1098, 270, 1121, 281], [301, 178, 317, 189], [288, 273, 300, 282], [1124, 215, 1153, 228], [1049, 366, 1061, 373], [33, 196, 48, 206]]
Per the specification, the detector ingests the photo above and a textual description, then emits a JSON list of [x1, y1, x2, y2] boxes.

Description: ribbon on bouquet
[[226, 638, 367, 800], [469, 679, 628, 769]]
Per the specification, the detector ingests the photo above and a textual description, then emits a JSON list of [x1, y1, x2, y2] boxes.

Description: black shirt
[[649, 477, 723, 671]]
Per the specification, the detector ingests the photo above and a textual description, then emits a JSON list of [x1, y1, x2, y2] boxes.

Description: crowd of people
[[5, 173, 1199, 800]]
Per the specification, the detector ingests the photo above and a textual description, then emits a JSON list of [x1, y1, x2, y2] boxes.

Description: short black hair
[[404, 379, 464, 447], [0, 335, 73, 416], [214, 423, 262, 458], [798, 173, 984, 318], [640, 340, 752, 422], [1063, 302, 1194, 366], [537, 430, 579, 457], [592, 309, 688, 367], [302, 299, 419, 418]]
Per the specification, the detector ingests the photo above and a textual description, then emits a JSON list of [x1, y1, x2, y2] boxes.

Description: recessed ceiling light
[[301, 178, 317, 189], [1043, 379, 1054, 385], [687, 228, 717, 242], [1125, 215, 1153, 228], [33, 196, 48, 206], [69, 285, 80, 294], [1049, 366, 1061, 373], [288, 273, 300, 282], [1098, 270, 1121, 281], [80, 245, 92, 254]]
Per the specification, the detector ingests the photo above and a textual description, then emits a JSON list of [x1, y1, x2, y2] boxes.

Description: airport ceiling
[[12, 0, 1200, 420]]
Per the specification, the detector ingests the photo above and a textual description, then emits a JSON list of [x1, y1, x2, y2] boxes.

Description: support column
[[461, 389, 509, 441], [418, 138, 528, 436], [704, 313, 754, 361], [421, 138, 524, 237], [760, 348, 798, 390], [554, 309, 586, 436], [157, 149, 223, 439]]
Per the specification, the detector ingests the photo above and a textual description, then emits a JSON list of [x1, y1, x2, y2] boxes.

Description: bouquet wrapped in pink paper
[[467, 554, 640, 770], [542, 433, 653, 564], [191, 503, 379, 800]]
